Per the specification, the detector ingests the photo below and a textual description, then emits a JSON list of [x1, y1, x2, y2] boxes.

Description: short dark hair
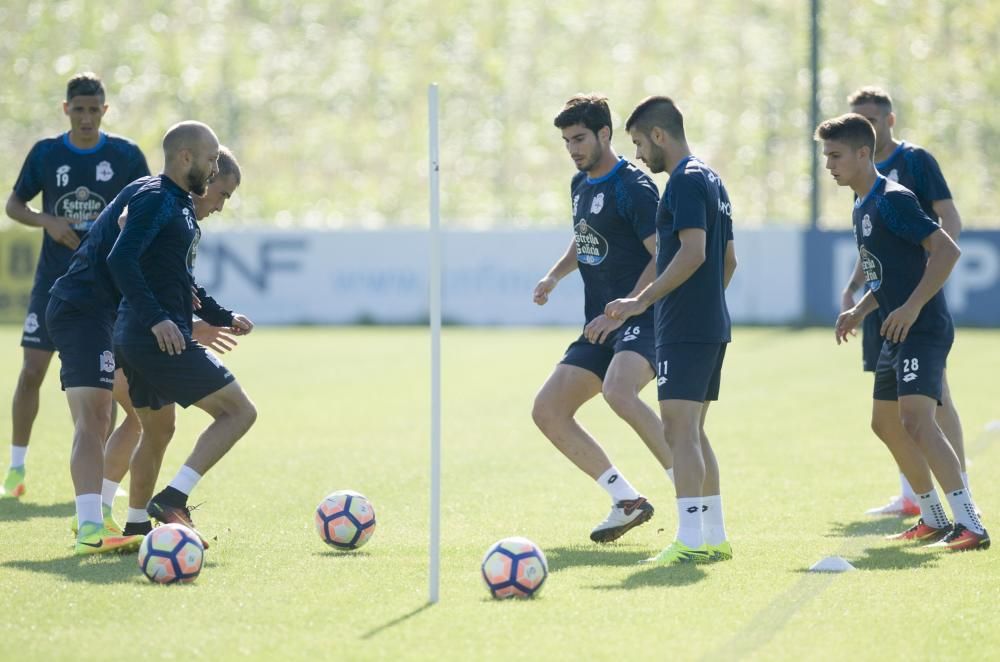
[[216, 145, 242, 185], [814, 113, 876, 155], [847, 86, 893, 112], [553, 93, 613, 140], [625, 96, 686, 141], [66, 72, 105, 101]]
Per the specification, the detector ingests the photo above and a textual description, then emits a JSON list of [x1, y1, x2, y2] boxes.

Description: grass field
[[0, 325, 998, 661]]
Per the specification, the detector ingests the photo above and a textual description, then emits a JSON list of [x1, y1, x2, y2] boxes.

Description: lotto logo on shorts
[[99, 351, 115, 373]]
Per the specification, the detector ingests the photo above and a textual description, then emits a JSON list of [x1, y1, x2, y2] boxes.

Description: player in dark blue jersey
[[819, 113, 988, 551], [838, 87, 970, 518], [606, 96, 738, 565], [47, 149, 243, 546], [2, 73, 149, 509], [107, 122, 257, 544], [532, 94, 671, 543]]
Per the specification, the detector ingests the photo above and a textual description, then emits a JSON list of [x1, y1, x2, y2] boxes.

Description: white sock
[[76, 493, 103, 529], [101, 479, 119, 509], [666, 467, 675, 484], [899, 473, 916, 501], [702, 494, 727, 546], [169, 465, 202, 496], [961, 471, 973, 499], [945, 488, 984, 534], [676, 496, 704, 548], [127, 507, 150, 524], [10, 444, 27, 468], [916, 489, 950, 529], [596, 466, 640, 503]]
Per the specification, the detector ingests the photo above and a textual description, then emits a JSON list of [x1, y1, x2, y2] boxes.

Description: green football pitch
[[0, 326, 997, 660]]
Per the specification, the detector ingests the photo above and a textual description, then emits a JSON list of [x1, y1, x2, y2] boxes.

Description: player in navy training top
[[107, 122, 257, 542], [45, 149, 244, 540], [819, 112, 988, 551], [2, 73, 149, 507], [606, 96, 738, 566], [532, 94, 671, 544], [838, 87, 970, 519]]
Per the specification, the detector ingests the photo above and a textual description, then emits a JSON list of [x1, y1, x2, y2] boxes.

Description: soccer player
[[1, 73, 149, 499], [606, 96, 737, 565], [107, 122, 257, 545], [48, 149, 243, 552], [819, 113, 988, 551], [532, 94, 672, 543], [838, 87, 969, 517]]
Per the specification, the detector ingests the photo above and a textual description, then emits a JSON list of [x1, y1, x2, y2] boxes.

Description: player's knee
[[601, 382, 636, 414], [237, 398, 258, 431], [17, 361, 48, 390], [899, 411, 931, 443]]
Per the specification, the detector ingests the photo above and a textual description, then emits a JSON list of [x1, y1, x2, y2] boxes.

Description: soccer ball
[[315, 490, 376, 550], [138, 523, 205, 584], [481, 536, 549, 599]]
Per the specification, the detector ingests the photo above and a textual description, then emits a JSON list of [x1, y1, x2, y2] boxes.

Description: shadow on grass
[[592, 563, 707, 590], [1, 553, 139, 585], [311, 550, 373, 559], [360, 603, 433, 639], [0, 499, 75, 522], [847, 545, 940, 571], [826, 519, 905, 538], [544, 545, 654, 572]]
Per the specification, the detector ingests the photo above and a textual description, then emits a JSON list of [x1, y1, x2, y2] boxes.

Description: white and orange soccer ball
[[481, 536, 549, 599], [315, 490, 376, 550], [138, 523, 205, 584]]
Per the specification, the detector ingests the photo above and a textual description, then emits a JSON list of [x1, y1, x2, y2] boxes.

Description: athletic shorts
[[559, 316, 655, 381], [873, 338, 949, 404], [655, 342, 727, 403], [861, 310, 883, 372], [20, 289, 56, 351], [115, 340, 235, 410], [45, 297, 116, 390]]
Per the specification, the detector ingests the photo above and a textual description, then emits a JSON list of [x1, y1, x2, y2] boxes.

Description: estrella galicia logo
[[574, 219, 608, 266], [860, 247, 883, 292], [55, 186, 106, 230]]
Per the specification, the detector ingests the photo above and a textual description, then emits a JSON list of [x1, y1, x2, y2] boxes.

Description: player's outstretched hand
[[151, 319, 186, 355], [880, 304, 918, 344], [605, 297, 645, 322], [533, 277, 557, 306], [192, 320, 239, 353], [583, 314, 623, 345], [231, 314, 254, 336], [44, 216, 80, 250], [834, 308, 861, 345]]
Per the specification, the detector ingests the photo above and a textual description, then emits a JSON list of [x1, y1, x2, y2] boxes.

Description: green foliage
[[0, 1, 996, 226], [0, 326, 999, 658]]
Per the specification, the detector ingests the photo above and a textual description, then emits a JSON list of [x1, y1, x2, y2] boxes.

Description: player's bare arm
[[584, 234, 656, 344], [533, 237, 578, 305], [723, 240, 738, 289], [836, 290, 879, 345], [605, 227, 706, 322], [880, 228, 961, 343], [931, 198, 962, 242], [5, 191, 80, 250]]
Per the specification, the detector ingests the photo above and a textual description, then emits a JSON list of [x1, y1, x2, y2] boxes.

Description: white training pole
[[428, 83, 442, 605]]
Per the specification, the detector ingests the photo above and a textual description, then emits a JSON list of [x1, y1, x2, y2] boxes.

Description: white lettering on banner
[[945, 239, 1000, 311]]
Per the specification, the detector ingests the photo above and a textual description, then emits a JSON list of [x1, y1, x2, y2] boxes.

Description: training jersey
[[11, 131, 149, 291], [853, 176, 953, 343], [875, 141, 952, 221], [570, 158, 658, 322], [108, 175, 233, 344], [654, 156, 734, 345]]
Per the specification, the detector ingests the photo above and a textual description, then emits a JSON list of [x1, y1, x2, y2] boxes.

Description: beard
[[646, 143, 668, 173], [575, 145, 602, 173], [186, 163, 211, 196]]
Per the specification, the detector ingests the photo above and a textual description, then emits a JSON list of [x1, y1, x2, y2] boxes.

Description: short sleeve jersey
[[571, 158, 658, 323], [107, 175, 201, 344], [49, 176, 151, 316], [654, 156, 734, 345], [853, 176, 953, 343], [875, 141, 952, 221], [12, 132, 150, 291]]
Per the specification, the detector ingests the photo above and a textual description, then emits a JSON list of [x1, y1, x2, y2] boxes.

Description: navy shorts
[[655, 342, 727, 403], [873, 338, 949, 404], [559, 316, 655, 381], [46, 297, 116, 390], [116, 340, 235, 410], [20, 289, 56, 351], [861, 310, 883, 372]]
